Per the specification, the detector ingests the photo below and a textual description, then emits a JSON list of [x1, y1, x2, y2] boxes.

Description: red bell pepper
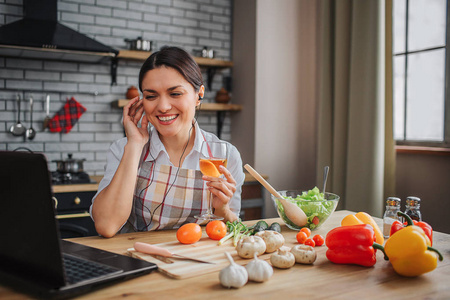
[[326, 224, 386, 267], [390, 219, 433, 246]]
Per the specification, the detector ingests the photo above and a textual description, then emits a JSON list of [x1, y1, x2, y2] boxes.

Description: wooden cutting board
[[127, 231, 300, 279]]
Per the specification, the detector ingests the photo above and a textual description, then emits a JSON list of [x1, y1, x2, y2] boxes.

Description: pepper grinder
[[405, 196, 422, 222]]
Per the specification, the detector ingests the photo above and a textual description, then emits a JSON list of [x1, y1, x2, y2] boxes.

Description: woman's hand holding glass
[[195, 141, 236, 221], [123, 96, 149, 147], [204, 165, 237, 220]]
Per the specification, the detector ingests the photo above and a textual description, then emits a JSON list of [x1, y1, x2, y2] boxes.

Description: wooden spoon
[[244, 164, 307, 227]]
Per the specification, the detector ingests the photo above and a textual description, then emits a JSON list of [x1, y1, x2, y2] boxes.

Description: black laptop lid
[[0, 151, 66, 287]]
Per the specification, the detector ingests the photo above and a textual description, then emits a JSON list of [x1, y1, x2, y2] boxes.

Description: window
[[393, 0, 450, 146]]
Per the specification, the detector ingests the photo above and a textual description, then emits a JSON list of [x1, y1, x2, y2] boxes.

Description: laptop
[[0, 151, 157, 299]]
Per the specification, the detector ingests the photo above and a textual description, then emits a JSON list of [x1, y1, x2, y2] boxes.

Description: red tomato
[[305, 238, 316, 247], [206, 220, 227, 240], [312, 234, 324, 246], [300, 227, 311, 237], [312, 216, 320, 225], [176, 223, 202, 244], [296, 231, 308, 244]]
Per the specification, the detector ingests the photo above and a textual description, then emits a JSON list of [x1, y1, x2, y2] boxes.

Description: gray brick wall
[[0, 0, 232, 176]]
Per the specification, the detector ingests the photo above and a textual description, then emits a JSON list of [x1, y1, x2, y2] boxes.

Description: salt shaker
[[383, 197, 401, 238], [405, 196, 422, 221]]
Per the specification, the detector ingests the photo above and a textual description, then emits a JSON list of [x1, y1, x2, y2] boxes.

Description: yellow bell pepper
[[341, 212, 384, 244], [384, 212, 443, 277]]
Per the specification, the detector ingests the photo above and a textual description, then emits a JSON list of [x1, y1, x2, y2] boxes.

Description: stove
[[51, 171, 93, 185]]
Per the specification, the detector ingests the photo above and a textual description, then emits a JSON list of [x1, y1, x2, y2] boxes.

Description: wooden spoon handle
[[244, 164, 282, 199]]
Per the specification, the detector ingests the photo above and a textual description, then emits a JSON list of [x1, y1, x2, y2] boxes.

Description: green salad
[[275, 187, 337, 230]]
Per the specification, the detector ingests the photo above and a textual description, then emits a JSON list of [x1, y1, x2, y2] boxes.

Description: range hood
[[0, 0, 118, 63]]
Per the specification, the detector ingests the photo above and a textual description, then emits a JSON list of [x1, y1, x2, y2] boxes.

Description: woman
[[91, 46, 244, 238]]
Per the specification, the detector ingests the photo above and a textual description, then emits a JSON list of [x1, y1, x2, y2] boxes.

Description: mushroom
[[270, 247, 295, 269], [219, 252, 248, 288], [236, 235, 266, 259], [255, 230, 285, 253], [245, 253, 273, 282], [290, 244, 317, 264]]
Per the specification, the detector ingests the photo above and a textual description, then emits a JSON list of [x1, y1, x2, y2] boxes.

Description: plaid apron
[[121, 143, 208, 232]]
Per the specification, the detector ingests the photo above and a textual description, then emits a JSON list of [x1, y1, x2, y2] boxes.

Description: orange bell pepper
[[341, 212, 384, 244]]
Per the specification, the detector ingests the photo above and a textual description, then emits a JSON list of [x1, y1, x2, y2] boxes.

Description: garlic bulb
[[236, 235, 266, 259], [219, 252, 248, 288], [245, 253, 273, 282], [255, 230, 285, 253]]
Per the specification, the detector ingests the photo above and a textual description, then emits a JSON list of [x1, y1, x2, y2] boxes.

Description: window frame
[[393, 0, 450, 148]]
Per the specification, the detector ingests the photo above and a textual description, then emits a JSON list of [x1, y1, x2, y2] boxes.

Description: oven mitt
[[48, 97, 87, 133]]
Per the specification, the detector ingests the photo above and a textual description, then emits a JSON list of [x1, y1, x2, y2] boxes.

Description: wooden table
[[1, 210, 449, 299]]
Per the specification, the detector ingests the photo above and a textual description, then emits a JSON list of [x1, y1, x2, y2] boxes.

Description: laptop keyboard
[[63, 254, 123, 285]]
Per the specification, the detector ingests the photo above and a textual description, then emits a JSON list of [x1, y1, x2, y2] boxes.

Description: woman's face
[[141, 66, 203, 140]]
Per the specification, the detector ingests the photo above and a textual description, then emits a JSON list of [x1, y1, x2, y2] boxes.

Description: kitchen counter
[[52, 173, 266, 193], [2, 210, 448, 299]]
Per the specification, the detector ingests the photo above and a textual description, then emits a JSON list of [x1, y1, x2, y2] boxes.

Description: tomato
[[300, 227, 311, 237], [312, 216, 320, 225], [312, 234, 324, 246], [206, 220, 227, 240], [176, 223, 202, 244], [296, 231, 308, 244], [305, 238, 316, 247]]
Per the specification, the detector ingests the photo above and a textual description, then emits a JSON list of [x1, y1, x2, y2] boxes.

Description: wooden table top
[[1, 210, 449, 299]]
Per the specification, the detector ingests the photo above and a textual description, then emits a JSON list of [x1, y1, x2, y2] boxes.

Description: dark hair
[[138, 46, 203, 92]]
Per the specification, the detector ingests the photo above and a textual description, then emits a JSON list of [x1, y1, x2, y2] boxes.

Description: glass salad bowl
[[271, 188, 340, 231]]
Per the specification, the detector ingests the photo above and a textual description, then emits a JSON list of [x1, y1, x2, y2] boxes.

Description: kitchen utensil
[[25, 96, 36, 140], [124, 37, 152, 51], [43, 94, 51, 130], [323, 166, 329, 195], [244, 164, 307, 227], [9, 94, 26, 136], [53, 153, 86, 173], [133, 242, 215, 264]]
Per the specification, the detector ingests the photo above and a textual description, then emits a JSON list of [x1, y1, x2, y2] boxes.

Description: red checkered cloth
[[48, 97, 87, 133]]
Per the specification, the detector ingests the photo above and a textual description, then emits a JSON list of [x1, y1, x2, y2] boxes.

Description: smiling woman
[[90, 47, 245, 238]]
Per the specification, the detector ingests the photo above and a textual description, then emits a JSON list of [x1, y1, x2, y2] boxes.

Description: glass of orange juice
[[194, 141, 228, 221]]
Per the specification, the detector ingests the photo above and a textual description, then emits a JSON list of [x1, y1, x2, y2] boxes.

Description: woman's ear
[[197, 85, 205, 106]]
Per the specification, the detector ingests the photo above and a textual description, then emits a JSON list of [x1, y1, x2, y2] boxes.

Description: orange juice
[[199, 158, 227, 177]]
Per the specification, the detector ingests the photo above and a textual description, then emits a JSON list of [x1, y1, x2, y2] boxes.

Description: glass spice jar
[[405, 196, 422, 222], [383, 197, 401, 238]]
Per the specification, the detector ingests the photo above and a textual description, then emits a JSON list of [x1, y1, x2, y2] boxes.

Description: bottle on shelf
[[383, 197, 401, 238], [405, 196, 422, 222]]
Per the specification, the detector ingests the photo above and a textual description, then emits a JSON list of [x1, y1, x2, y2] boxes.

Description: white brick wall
[[0, 0, 233, 175]]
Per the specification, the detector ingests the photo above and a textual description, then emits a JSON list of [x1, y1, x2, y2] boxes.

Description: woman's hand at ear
[[123, 96, 149, 147], [203, 165, 238, 222]]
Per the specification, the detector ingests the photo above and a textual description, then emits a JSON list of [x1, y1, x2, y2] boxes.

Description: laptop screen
[[0, 151, 66, 287]]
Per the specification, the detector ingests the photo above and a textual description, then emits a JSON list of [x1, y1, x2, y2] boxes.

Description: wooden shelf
[[112, 99, 242, 111], [117, 50, 233, 68]]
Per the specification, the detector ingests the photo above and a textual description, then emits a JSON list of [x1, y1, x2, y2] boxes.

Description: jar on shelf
[[405, 196, 422, 221], [215, 87, 230, 103], [126, 86, 139, 99], [383, 197, 401, 238]]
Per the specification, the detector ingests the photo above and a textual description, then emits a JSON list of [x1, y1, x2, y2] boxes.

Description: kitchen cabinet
[[53, 178, 101, 239], [53, 191, 97, 239]]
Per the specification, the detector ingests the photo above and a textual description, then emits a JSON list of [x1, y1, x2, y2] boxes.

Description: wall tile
[[0, 0, 232, 175]]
